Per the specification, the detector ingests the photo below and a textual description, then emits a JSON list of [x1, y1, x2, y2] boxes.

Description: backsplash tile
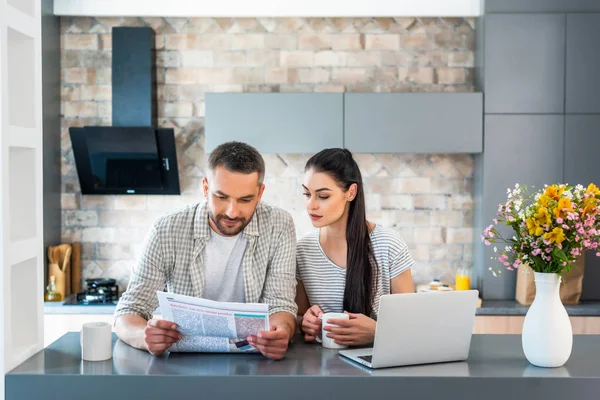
[[60, 17, 475, 292]]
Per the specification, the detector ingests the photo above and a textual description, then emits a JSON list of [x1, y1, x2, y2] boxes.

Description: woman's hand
[[323, 312, 376, 346], [301, 305, 323, 342]]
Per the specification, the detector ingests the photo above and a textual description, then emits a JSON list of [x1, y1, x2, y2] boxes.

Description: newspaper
[[156, 291, 269, 353]]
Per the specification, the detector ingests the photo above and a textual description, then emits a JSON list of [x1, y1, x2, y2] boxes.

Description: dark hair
[[208, 141, 265, 184], [305, 148, 377, 317]]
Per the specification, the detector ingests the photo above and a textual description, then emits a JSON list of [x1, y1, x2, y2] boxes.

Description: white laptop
[[339, 290, 479, 369]]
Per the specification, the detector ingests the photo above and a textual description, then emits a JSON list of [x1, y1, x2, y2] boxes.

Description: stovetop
[[62, 278, 119, 306], [62, 293, 119, 306]]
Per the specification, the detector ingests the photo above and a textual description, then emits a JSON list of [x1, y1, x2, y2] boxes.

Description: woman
[[296, 148, 415, 347]]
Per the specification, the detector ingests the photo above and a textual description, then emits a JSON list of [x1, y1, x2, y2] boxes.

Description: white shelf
[[8, 126, 38, 148], [8, 238, 40, 266], [9, 147, 37, 242], [7, 257, 41, 371], [7, 26, 36, 129], [7, 0, 35, 18], [1, 0, 43, 385], [5, 5, 36, 39]]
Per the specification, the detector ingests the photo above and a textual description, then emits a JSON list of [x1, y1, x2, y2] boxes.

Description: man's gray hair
[[207, 141, 265, 184]]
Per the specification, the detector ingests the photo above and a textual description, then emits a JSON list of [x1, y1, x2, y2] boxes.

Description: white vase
[[521, 272, 573, 367]]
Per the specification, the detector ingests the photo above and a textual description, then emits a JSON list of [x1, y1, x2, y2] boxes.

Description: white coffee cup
[[321, 312, 350, 349], [81, 322, 113, 361]]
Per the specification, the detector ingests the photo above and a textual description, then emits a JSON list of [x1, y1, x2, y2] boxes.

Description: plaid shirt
[[114, 202, 298, 321]]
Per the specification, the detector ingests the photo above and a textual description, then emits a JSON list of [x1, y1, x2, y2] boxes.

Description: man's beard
[[208, 212, 251, 236]]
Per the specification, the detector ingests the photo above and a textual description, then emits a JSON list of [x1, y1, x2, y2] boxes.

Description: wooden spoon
[[61, 247, 72, 273], [54, 247, 62, 267], [47, 246, 55, 263]]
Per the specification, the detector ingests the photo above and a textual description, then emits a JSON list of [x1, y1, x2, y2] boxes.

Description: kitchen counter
[[6, 333, 600, 400], [44, 299, 600, 316], [476, 300, 600, 316]]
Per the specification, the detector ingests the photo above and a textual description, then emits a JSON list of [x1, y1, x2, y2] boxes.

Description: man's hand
[[323, 312, 376, 347], [247, 325, 290, 360], [301, 305, 323, 342], [144, 319, 183, 355]]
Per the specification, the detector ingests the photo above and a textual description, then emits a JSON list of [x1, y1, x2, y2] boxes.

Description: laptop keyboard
[[358, 355, 373, 363]]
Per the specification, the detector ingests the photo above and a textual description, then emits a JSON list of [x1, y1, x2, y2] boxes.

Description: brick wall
[[60, 17, 475, 292]]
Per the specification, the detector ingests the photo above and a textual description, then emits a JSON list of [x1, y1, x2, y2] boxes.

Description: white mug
[[81, 322, 113, 361], [321, 312, 350, 349]]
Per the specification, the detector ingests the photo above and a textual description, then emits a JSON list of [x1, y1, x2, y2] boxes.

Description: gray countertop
[[6, 333, 600, 400], [476, 300, 600, 316], [44, 298, 600, 316]]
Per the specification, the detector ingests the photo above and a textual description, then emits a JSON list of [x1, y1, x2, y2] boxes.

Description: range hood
[[69, 27, 180, 195]]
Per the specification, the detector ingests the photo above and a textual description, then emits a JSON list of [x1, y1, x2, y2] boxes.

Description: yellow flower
[[543, 227, 566, 245], [534, 207, 552, 227], [526, 218, 544, 236], [583, 184, 599, 216], [582, 198, 598, 217], [544, 185, 565, 201], [587, 183, 600, 196], [553, 197, 574, 219], [537, 195, 550, 207]]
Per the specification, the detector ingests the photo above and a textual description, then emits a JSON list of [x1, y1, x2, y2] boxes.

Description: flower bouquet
[[481, 183, 600, 368], [482, 183, 600, 275]]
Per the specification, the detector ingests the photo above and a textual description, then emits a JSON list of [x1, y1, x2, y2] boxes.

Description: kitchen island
[[6, 333, 600, 400]]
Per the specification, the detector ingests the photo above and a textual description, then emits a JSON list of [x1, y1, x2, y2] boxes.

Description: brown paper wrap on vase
[[515, 253, 586, 305]]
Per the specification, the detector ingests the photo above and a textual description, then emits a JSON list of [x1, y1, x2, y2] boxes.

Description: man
[[114, 141, 297, 360]]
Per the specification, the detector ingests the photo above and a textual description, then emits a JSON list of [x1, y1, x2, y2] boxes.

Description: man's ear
[[202, 176, 209, 199], [257, 183, 266, 202]]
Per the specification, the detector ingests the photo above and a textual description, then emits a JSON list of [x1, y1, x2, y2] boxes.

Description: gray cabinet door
[[484, 14, 565, 114], [566, 14, 600, 113], [564, 115, 600, 300], [481, 115, 564, 300], [344, 93, 483, 153], [205, 93, 343, 154], [564, 115, 600, 187]]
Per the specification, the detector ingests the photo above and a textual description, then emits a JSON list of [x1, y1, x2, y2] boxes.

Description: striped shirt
[[296, 225, 414, 319]]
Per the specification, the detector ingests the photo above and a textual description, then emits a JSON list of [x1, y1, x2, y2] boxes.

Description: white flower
[[576, 184, 584, 191], [493, 246, 498, 253], [514, 200, 523, 211], [518, 211, 525, 220], [522, 254, 528, 260], [505, 246, 511, 252]]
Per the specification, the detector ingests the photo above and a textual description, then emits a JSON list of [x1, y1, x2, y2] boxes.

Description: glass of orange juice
[[455, 267, 471, 291]]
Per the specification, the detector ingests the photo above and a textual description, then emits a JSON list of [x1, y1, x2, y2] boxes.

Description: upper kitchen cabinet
[[564, 115, 600, 187], [566, 14, 600, 114], [344, 93, 483, 154], [481, 115, 564, 299], [484, 14, 565, 114], [205, 93, 343, 154]]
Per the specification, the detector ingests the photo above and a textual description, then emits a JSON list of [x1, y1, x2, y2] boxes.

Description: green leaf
[[529, 255, 546, 271], [552, 248, 568, 262]]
